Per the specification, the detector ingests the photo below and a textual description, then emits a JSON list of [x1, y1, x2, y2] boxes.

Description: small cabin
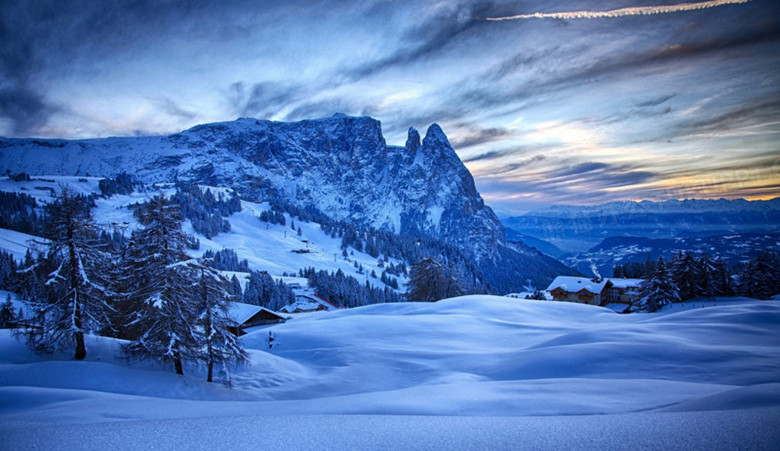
[[227, 302, 286, 336]]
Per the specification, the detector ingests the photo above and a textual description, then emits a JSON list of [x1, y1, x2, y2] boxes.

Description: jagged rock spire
[[405, 127, 421, 152]]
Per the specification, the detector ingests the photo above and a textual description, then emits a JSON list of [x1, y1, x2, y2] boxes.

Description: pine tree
[[697, 254, 717, 298], [22, 188, 112, 359], [670, 252, 700, 301], [637, 257, 680, 312], [229, 274, 243, 298], [712, 256, 733, 297], [196, 266, 247, 383], [122, 195, 201, 375]]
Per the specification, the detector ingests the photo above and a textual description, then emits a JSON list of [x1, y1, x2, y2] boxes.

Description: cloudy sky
[[1, 0, 778, 213]]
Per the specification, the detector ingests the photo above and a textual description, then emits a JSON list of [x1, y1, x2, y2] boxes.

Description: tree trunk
[[207, 361, 213, 383], [69, 221, 86, 360], [74, 330, 86, 360], [173, 347, 184, 375]]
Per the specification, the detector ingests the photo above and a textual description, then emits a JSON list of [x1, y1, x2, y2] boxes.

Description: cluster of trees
[[667, 252, 733, 301], [634, 251, 779, 312], [259, 209, 287, 226], [613, 260, 656, 279], [379, 270, 400, 289], [7, 190, 246, 381], [203, 248, 250, 273], [406, 256, 465, 302], [0, 191, 45, 236], [737, 252, 780, 300], [0, 294, 16, 328], [0, 250, 19, 290], [98, 172, 137, 197], [299, 267, 403, 307], [171, 182, 241, 238], [242, 270, 296, 311]]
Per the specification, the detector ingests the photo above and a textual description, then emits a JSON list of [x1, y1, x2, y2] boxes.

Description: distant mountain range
[[502, 198, 780, 254], [500, 198, 780, 277], [0, 114, 574, 291]]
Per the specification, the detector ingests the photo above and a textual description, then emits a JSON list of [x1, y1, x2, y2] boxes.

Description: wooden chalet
[[546, 276, 644, 310], [546, 276, 611, 305], [227, 302, 286, 336]]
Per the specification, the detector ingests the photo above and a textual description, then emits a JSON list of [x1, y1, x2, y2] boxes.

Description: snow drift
[[2, 296, 779, 448]]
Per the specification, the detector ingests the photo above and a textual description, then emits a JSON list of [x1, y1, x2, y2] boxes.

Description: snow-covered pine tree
[[229, 274, 243, 297], [22, 188, 112, 359], [637, 257, 680, 312], [697, 254, 717, 298], [196, 266, 247, 383], [122, 195, 202, 375], [712, 256, 733, 297], [670, 252, 700, 301]]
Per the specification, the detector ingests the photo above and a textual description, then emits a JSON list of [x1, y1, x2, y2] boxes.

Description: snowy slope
[[1, 296, 779, 448], [0, 179, 407, 295], [190, 199, 408, 292]]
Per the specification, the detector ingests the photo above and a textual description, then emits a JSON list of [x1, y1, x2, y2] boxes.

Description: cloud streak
[[486, 0, 751, 21]]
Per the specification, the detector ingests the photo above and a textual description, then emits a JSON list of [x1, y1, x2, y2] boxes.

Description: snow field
[[2, 296, 780, 448]]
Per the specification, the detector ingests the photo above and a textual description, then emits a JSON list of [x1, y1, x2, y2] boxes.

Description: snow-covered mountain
[[503, 197, 780, 253], [0, 114, 573, 291]]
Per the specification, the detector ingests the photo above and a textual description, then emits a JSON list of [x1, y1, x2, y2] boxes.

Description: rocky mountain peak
[[0, 113, 575, 291], [405, 127, 421, 152], [422, 123, 449, 147]]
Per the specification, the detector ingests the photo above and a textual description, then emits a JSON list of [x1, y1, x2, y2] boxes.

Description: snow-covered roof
[[280, 294, 340, 313], [227, 302, 271, 325], [546, 276, 609, 294], [606, 278, 644, 289]]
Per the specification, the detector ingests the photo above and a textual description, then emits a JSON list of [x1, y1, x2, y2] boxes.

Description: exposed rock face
[[0, 114, 575, 290]]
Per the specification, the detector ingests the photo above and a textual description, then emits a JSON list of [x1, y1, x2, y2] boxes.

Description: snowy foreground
[[2, 296, 780, 449]]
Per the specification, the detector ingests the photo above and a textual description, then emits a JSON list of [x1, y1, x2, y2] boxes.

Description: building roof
[[546, 276, 610, 294], [227, 302, 284, 325]]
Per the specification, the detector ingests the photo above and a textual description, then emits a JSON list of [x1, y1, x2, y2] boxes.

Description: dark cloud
[[680, 98, 780, 136], [449, 127, 511, 149], [529, 161, 657, 191], [480, 46, 561, 83], [635, 94, 676, 108], [444, 12, 780, 122], [0, 86, 59, 136], [226, 82, 303, 119], [283, 97, 361, 123], [465, 149, 547, 164], [156, 98, 197, 121], [343, 2, 505, 80], [464, 149, 515, 163], [470, 155, 548, 178]]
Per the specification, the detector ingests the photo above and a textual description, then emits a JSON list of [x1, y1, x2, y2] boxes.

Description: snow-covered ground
[[2, 296, 779, 449]]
